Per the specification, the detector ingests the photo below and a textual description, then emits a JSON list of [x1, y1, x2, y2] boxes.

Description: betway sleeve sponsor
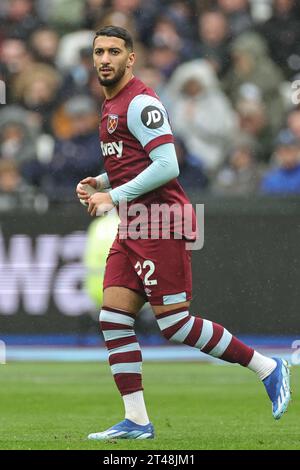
[[127, 94, 174, 153]]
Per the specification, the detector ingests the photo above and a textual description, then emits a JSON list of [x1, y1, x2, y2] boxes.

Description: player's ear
[[127, 52, 135, 68]]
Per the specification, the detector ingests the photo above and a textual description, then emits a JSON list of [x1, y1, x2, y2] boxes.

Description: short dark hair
[[93, 26, 133, 51]]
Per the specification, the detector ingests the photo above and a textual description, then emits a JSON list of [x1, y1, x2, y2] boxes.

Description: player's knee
[[99, 306, 136, 333], [155, 306, 191, 342]]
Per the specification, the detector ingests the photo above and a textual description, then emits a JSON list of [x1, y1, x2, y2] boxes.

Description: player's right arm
[[76, 172, 111, 203]]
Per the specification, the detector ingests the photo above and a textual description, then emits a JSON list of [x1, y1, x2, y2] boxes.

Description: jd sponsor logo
[[141, 106, 164, 129]]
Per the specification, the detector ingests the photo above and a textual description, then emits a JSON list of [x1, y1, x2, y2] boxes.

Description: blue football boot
[[88, 419, 154, 440], [263, 358, 291, 420]]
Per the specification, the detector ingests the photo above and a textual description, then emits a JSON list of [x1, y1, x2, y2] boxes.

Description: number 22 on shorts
[[134, 260, 158, 286]]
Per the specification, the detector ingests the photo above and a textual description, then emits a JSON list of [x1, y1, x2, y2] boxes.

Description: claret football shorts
[[103, 236, 193, 306]]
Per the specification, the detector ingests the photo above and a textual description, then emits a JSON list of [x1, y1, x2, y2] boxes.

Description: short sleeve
[[127, 94, 174, 153]]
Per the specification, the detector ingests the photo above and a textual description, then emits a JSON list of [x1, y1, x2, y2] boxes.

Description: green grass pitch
[[0, 362, 299, 450]]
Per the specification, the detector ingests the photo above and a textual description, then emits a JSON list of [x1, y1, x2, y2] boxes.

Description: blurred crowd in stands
[[1, 0, 300, 210]]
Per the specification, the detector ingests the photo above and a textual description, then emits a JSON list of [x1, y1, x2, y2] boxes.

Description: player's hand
[[76, 177, 97, 203], [88, 192, 115, 217]]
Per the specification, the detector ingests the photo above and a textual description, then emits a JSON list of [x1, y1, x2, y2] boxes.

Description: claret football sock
[[155, 307, 291, 420], [247, 351, 277, 380], [99, 306, 144, 395], [123, 390, 150, 425], [99, 306, 150, 425], [156, 308, 255, 366]]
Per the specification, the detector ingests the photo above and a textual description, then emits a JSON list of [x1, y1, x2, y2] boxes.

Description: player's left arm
[[109, 143, 179, 204], [109, 94, 179, 205]]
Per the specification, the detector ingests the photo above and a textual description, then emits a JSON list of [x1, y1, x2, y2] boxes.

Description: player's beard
[[98, 63, 127, 87]]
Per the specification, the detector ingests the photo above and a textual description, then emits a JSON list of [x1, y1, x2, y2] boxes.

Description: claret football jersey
[[100, 77, 196, 239]]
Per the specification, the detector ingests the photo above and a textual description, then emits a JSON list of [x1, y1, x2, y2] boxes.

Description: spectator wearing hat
[[43, 95, 103, 200], [165, 59, 237, 173], [261, 130, 300, 194], [222, 32, 285, 133]]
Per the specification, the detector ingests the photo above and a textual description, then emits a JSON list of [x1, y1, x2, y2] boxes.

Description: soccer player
[[76, 26, 291, 440]]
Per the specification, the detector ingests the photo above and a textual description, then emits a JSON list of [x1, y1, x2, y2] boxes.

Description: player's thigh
[[103, 237, 147, 315], [152, 300, 190, 317], [103, 286, 145, 316], [126, 237, 192, 312]]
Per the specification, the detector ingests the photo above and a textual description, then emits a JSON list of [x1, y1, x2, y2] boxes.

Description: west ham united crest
[[107, 114, 118, 134]]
